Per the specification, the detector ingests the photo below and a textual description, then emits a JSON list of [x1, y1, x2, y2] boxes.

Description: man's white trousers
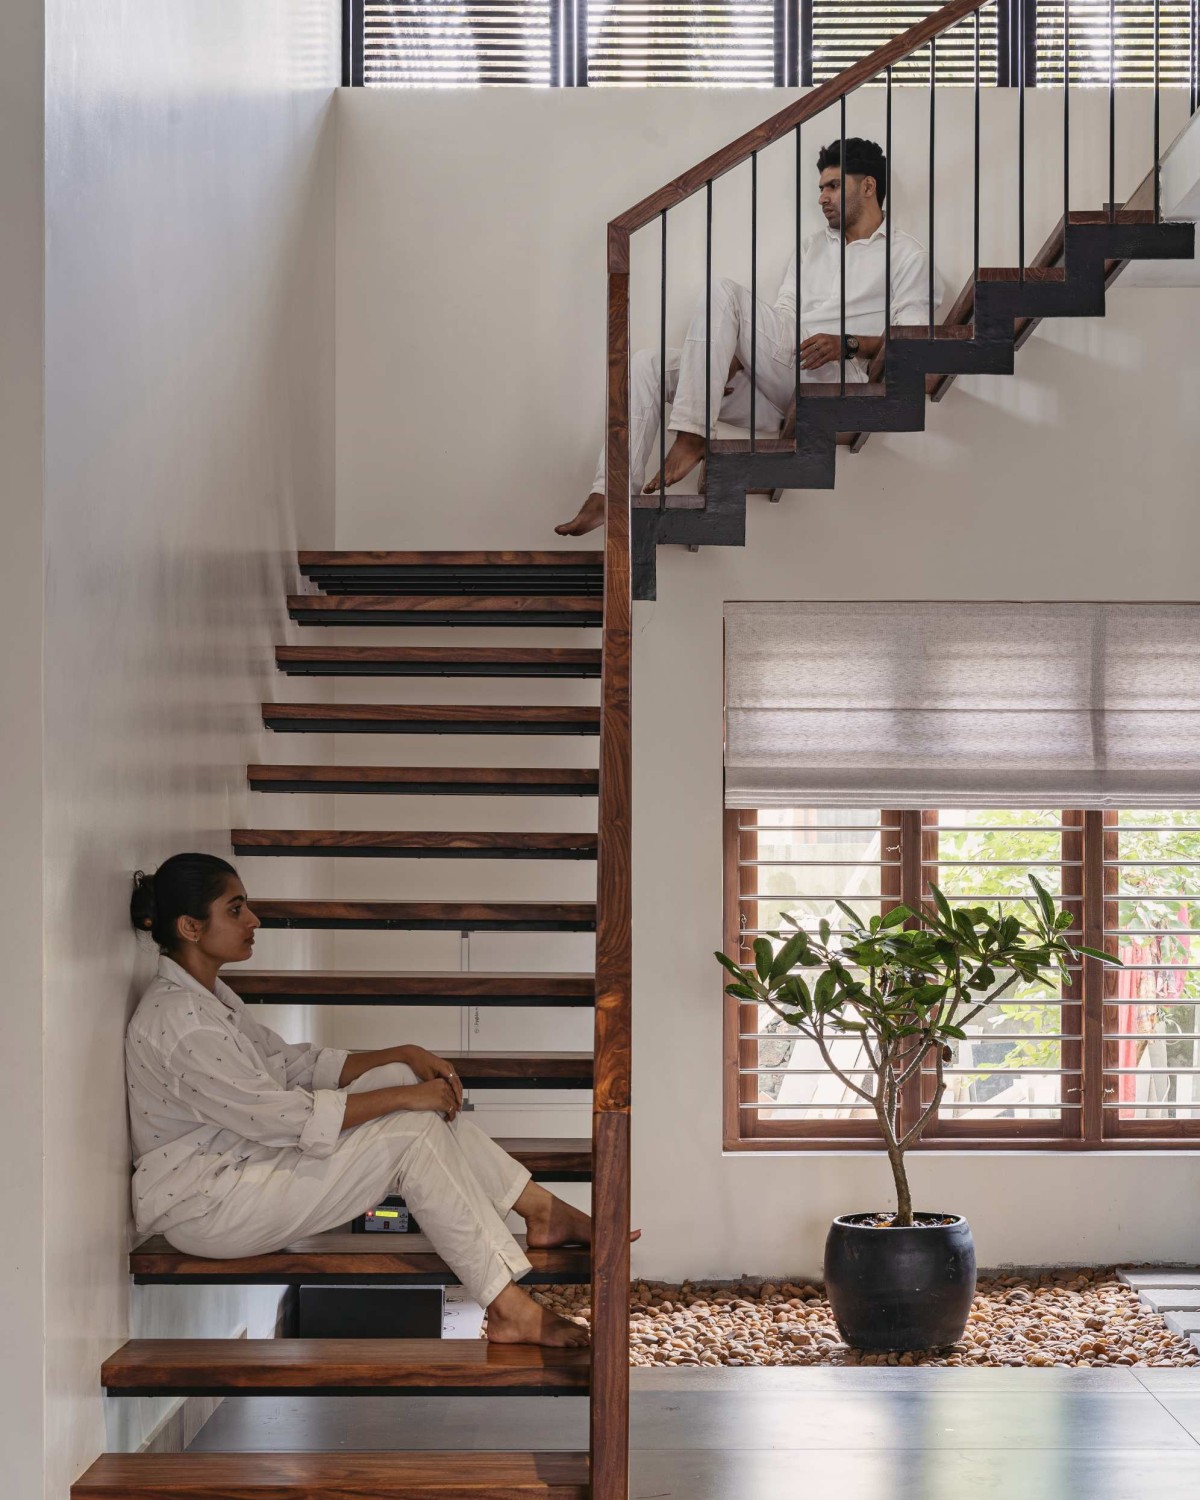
[[163, 1063, 533, 1308], [591, 274, 866, 495]]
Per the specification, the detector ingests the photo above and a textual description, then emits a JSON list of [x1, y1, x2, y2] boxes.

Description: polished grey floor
[[191, 1366, 1200, 1499]]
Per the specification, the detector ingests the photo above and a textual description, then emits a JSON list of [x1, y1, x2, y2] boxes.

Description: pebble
[[528, 1268, 1200, 1370]]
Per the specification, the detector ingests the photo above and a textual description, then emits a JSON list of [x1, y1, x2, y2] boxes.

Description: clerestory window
[[343, 0, 1199, 88]]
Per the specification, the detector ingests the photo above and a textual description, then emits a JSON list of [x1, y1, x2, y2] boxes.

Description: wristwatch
[[843, 334, 861, 359]]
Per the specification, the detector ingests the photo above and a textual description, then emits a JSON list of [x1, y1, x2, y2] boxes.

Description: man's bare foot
[[642, 431, 705, 494], [486, 1282, 589, 1347], [514, 1181, 642, 1250], [555, 492, 605, 537]]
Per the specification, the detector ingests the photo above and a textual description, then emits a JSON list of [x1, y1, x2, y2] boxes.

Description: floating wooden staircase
[[78, 548, 611, 1500]]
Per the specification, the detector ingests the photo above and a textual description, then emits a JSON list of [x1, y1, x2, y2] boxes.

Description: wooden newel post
[[591, 225, 633, 1500]]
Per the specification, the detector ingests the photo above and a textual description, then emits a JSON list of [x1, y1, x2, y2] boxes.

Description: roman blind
[[724, 601, 1200, 808], [586, 0, 777, 84], [363, 0, 553, 85]]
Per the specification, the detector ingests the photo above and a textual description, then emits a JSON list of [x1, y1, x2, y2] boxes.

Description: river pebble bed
[[530, 1268, 1200, 1367]]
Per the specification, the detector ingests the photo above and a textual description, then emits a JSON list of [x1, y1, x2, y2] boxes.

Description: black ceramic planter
[[824, 1212, 977, 1352]]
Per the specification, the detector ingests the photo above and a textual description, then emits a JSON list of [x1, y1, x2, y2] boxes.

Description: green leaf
[[714, 951, 747, 980], [931, 884, 954, 928], [814, 970, 837, 1011], [940, 1024, 967, 1040], [880, 905, 912, 929], [753, 937, 773, 981], [819, 918, 831, 946], [835, 900, 867, 931], [1078, 944, 1123, 965], [770, 932, 810, 980], [725, 983, 758, 1001], [1029, 873, 1056, 927]]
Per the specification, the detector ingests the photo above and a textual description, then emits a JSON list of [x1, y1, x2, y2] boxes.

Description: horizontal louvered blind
[[363, 0, 552, 85], [811, 0, 1001, 83], [587, 0, 776, 85], [1035, 0, 1196, 84]]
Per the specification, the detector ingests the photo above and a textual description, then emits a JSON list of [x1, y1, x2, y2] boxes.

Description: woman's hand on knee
[[398, 1078, 462, 1122], [399, 1047, 463, 1113]]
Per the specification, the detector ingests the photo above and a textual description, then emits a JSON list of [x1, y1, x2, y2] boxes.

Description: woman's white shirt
[[125, 955, 349, 1235]]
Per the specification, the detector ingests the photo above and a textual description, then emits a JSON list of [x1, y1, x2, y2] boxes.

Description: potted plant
[[716, 876, 1117, 1351]]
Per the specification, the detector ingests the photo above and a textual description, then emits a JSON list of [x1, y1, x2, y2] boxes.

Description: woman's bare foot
[[514, 1181, 641, 1250], [555, 492, 605, 537], [642, 431, 705, 493], [486, 1282, 589, 1347]]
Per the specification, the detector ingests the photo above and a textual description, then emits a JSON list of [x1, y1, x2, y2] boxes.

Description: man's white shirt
[[775, 217, 946, 338]]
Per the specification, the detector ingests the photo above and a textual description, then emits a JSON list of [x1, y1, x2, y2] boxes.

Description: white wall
[[40, 3, 340, 1493], [0, 0, 45, 1494], [335, 86, 1200, 1280]]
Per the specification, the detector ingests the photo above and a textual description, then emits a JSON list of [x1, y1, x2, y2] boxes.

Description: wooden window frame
[[724, 807, 1200, 1153]]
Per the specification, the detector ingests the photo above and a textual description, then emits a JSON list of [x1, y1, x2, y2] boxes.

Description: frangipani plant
[[716, 877, 1119, 1226]]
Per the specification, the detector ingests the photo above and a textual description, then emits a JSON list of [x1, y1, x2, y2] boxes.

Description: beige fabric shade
[[723, 601, 1200, 808]]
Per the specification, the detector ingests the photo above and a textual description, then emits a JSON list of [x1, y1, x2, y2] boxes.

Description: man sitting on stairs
[[126, 853, 635, 1348], [557, 136, 945, 537]]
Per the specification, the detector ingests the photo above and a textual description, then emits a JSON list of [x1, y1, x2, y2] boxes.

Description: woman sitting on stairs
[[126, 852, 619, 1348]]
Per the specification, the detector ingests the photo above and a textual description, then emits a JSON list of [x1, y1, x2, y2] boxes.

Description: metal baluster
[[1064, 0, 1070, 235], [1019, 0, 1026, 278], [705, 180, 713, 472], [1154, 0, 1162, 222], [659, 209, 667, 512], [839, 95, 846, 395], [974, 10, 980, 290], [929, 35, 936, 335], [751, 152, 758, 451], [886, 66, 893, 351], [576, 0, 588, 86], [795, 123, 802, 424], [1109, 0, 1116, 222]]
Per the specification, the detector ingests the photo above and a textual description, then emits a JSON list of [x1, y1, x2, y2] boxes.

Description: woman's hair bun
[[129, 854, 237, 951], [130, 870, 158, 933]]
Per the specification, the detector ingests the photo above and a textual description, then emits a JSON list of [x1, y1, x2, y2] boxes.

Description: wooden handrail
[[610, 0, 991, 248]]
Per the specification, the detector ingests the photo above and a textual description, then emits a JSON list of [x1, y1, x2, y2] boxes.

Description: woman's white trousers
[[162, 1063, 533, 1308]]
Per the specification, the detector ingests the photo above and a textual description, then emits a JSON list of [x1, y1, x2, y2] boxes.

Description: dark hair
[[816, 137, 887, 208], [131, 854, 239, 952]]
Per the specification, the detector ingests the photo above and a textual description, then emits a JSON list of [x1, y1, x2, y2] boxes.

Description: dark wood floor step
[[226, 969, 596, 1007], [248, 764, 600, 796], [275, 645, 602, 678], [101, 1339, 590, 1397], [233, 829, 598, 861], [74, 1450, 591, 1499], [288, 594, 602, 627], [263, 703, 601, 736], [130, 1235, 590, 1286], [976, 265, 1069, 283], [300, 548, 603, 597], [438, 1052, 592, 1088], [253, 899, 596, 932], [498, 1137, 592, 1180]]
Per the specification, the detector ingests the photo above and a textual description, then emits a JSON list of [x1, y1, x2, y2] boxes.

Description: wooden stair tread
[[130, 1235, 590, 1286], [252, 899, 596, 931], [102, 1339, 590, 1396], [440, 1051, 592, 1081], [248, 764, 600, 795], [300, 550, 603, 567], [74, 1449, 591, 1498], [288, 594, 602, 624], [232, 829, 598, 859], [225, 969, 596, 1005], [976, 265, 1068, 283], [275, 645, 602, 676], [262, 703, 601, 735]]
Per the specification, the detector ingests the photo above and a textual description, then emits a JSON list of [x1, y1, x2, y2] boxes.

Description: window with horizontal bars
[[725, 807, 1200, 1148], [1035, 0, 1197, 86], [347, 0, 1200, 85]]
